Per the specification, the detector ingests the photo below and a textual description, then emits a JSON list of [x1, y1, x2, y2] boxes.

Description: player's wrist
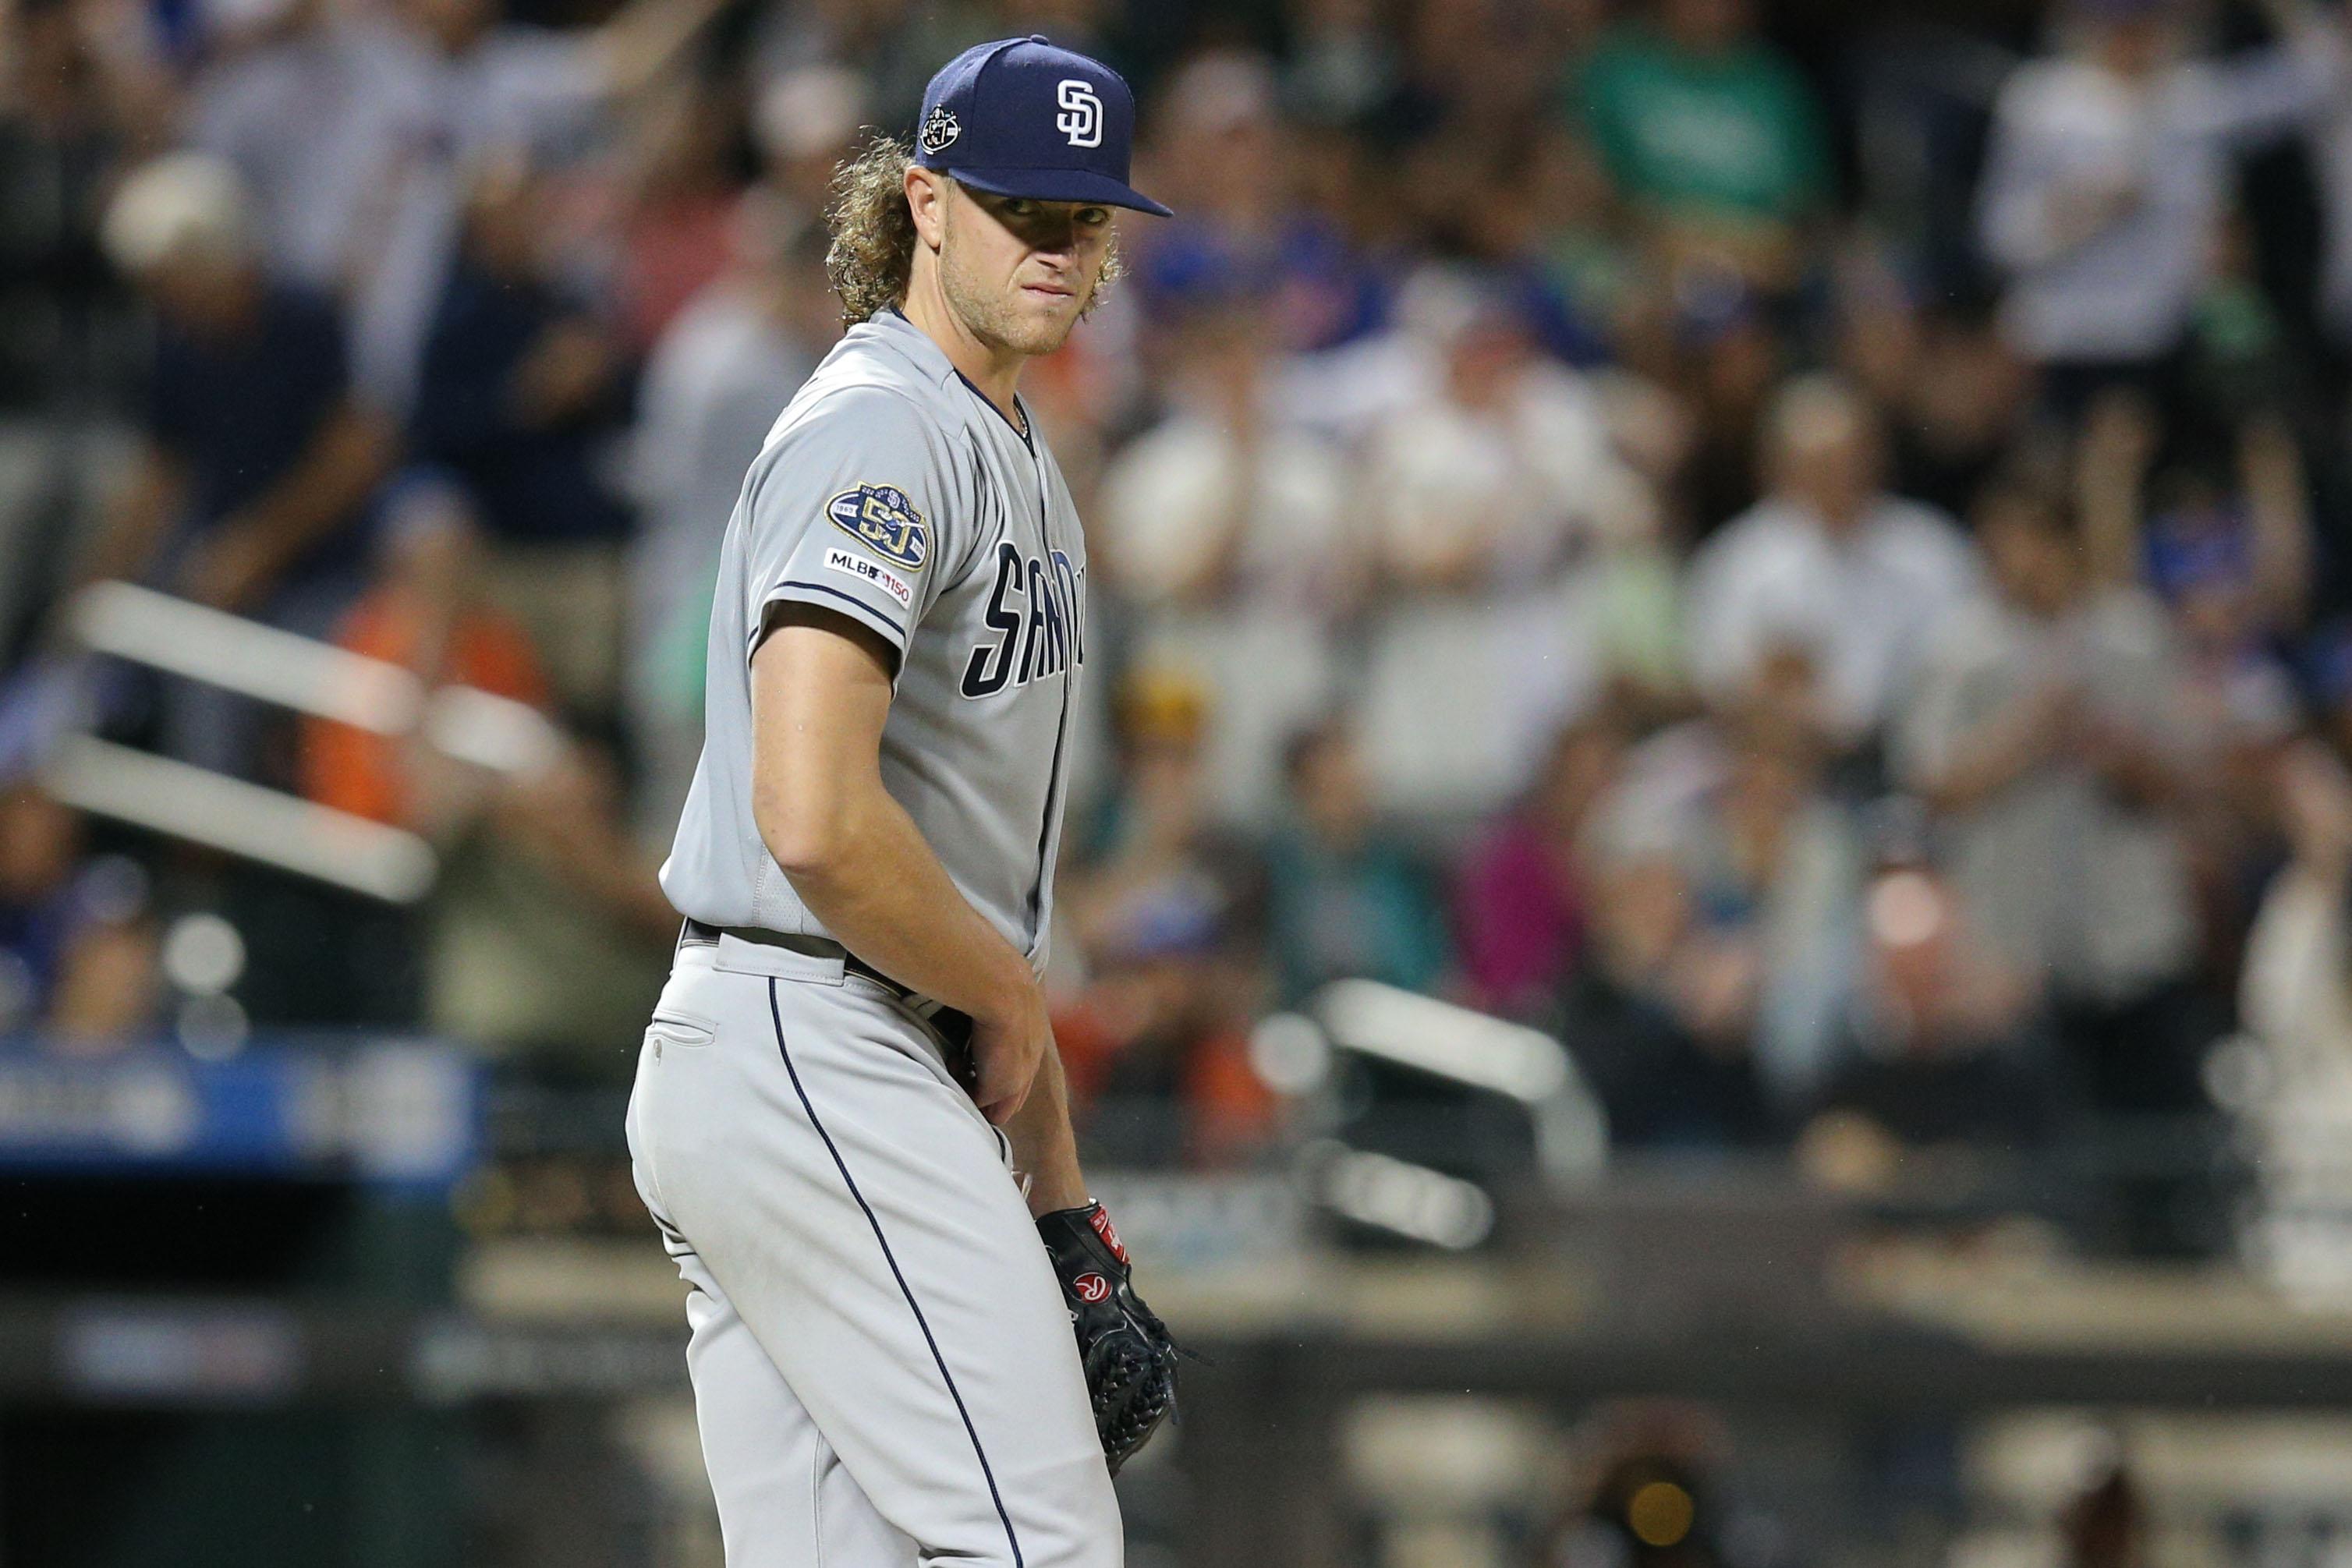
[[1025, 1170, 1091, 1218], [972, 952, 1046, 1026]]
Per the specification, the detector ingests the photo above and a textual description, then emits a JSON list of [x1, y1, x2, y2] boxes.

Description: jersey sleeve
[[739, 384, 968, 670]]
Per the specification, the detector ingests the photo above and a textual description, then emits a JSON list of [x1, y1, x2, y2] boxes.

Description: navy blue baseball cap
[[912, 36, 1171, 217]]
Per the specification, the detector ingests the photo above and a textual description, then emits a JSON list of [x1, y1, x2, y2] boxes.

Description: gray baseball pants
[[625, 932, 1121, 1566]]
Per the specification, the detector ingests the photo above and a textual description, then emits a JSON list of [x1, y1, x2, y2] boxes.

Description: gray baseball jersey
[[659, 307, 1086, 968]]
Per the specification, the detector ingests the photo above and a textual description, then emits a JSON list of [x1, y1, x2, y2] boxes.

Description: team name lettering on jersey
[[959, 541, 1084, 699]]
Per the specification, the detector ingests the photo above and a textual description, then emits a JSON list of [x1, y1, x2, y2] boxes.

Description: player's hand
[[1036, 1202, 1179, 1474], [968, 978, 1050, 1125], [969, 989, 1048, 1123]]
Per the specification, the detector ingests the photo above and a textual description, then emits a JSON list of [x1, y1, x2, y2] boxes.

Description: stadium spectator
[[1454, 710, 1625, 1022], [1054, 673, 1275, 1163], [2081, 398, 2312, 676], [410, 153, 634, 720], [1061, 669, 1262, 980], [1835, 276, 2034, 524], [1574, 0, 1834, 298], [1975, 0, 2343, 418], [2240, 738, 2352, 1120], [82, 151, 391, 777], [1557, 861, 1757, 1149], [465, 733, 676, 1049], [0, 783, 159, 1049], [1351, 270, 1656, 812], [0, 0, 139, 419], [186, 0, 729, 416], [1101, 300, 1356, 614], [611, 77, 749, 356], [302, 476, 667, 1064], [183, 0, 416, 308], [1096, 297, 1355, 820], [2079, 392, 2311, 966], [0, 0, 161, 660], [1576, 701, 1861, 1124], [1684, 374, 1976, 746], [1132, 50, 1384, 352], [1796, 816, 2071, 1188], [1522, 126, 1640, 366], [2235, 737, 2352, 1292], [751, 65, 867, 230], [299, 472, 549, 836], [87, 152, 389, 619], [1365, 275, 1645, 594], [1263, 719, 1450, 1008], [1282, 0, 1402, 129], [1049, 922, 1278, 1167], [1898, 467, 2212, 1128]]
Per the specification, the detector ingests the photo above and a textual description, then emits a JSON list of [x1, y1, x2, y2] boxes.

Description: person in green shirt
[[1263, 720, 1453, 1008], [1572, 0, 1833, 293]]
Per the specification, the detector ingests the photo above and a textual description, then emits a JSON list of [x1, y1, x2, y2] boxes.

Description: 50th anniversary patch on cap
[[826, 483, 930, 571]]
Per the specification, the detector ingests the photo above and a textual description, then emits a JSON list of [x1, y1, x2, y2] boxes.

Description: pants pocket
[[646, 1011, 717, 1052]]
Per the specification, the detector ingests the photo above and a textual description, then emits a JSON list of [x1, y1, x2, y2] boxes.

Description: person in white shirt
[[2238, 740, 2352, 1298], [1684, 374, 1978, 744], [1093, 301, 1355, 822], [1362, 278, 1648, 593], [1975, 0, 2341, 412], [1894, 476, 2200, 1019], [186, 0, 728, 415], [1350, 274, 1661, 815]]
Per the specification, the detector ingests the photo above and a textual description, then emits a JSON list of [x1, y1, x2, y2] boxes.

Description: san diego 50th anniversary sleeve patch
[[826, 484, 930, 571]]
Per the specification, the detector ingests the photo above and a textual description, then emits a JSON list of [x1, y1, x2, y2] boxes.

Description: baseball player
[[625, 37, 1176, 1568]]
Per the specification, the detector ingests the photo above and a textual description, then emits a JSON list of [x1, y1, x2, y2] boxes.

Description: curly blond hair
[[822, 133, 1123, 329], [824, 135, 919, 328]]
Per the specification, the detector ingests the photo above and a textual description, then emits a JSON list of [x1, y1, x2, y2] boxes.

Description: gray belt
[[678, 919, 976, 1059]]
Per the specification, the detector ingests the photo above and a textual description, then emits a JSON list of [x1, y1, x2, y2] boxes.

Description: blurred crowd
[[12, 0, 2352, 1237]]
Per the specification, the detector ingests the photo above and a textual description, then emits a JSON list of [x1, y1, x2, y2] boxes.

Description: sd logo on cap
[[910, 36, 1171, 216]]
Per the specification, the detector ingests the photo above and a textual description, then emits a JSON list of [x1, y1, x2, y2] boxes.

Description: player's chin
[[1011, 288, 1086, 350]]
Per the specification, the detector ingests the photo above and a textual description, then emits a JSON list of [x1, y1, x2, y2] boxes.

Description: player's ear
[[905, 167, 948, 253]]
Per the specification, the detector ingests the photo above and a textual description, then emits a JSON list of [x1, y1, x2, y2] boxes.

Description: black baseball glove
[[1036, 1201, 1178, 1474]]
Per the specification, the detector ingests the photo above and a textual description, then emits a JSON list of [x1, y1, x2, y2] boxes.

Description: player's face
[[938, 183, 1116, 357]]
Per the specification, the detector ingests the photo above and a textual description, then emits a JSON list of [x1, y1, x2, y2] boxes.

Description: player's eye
[[1077, 207, 1110, 228], [1003, 199, 1037, 218]]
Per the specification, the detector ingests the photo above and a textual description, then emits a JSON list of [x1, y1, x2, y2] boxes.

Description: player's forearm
[[1004, 1042, 1088, 1216], [770, 783, 1038, 1025]]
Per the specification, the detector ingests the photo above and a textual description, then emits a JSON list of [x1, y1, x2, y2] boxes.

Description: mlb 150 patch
[[825, 546, 915, 610], [827, 484, 930, 571]]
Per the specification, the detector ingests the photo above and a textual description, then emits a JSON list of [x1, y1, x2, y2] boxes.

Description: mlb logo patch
[[825, 547, 915, 609]]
